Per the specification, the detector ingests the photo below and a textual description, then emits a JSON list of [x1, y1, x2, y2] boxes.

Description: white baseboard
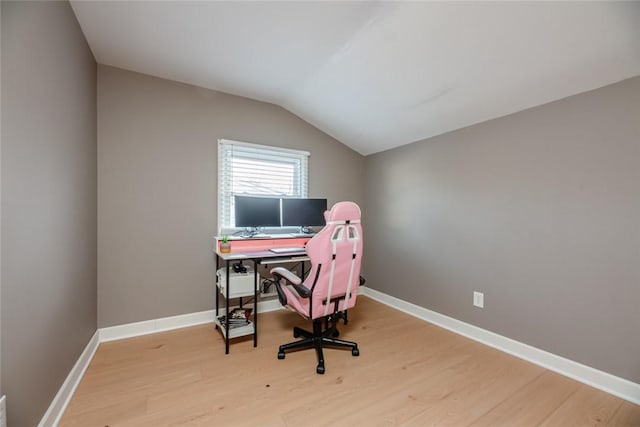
[[38, 331, 100, 427], [360, 286, 640, 405], [99, 298, 284, 342]]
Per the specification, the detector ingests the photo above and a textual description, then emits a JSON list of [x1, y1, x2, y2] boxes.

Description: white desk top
[[216, 249, 308, 262], [216, 233, 315, 241]]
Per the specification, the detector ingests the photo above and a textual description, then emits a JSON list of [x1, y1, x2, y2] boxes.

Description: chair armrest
[[270, 267, 301, 285], [270, 267, 311, 304]]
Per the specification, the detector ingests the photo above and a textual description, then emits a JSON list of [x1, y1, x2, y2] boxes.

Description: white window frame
[[218, 139, 309, 235]]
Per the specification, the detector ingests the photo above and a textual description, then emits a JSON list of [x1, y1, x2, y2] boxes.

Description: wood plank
[[469, 370, 580, 426], [607, 401, 640, 426], [58, 297, 639, 426], [402, 352, 545, 426], [539, 384, 623, 426]]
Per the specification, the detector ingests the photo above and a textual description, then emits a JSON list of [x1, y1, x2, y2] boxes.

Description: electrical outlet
[[0, 395, 7, 427], [473, 291, 484, 308]]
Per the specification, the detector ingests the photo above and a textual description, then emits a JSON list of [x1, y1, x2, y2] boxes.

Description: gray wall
[[1, 2, 97, 426], [0, 0, 3, 399], [364, 76, 640, 383], [97, 65, 365, 328]]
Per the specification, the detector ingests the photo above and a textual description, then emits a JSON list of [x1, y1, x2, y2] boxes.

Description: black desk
[[214, 247, 309, 354]]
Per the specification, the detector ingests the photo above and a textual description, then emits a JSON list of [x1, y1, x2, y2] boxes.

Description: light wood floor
[[61, 297, 639, 426]]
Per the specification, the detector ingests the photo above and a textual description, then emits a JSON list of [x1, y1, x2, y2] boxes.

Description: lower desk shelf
[[214, 316, 255, 339]]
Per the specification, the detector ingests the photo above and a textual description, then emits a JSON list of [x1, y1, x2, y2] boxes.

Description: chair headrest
[[323, 201, 361, 223]]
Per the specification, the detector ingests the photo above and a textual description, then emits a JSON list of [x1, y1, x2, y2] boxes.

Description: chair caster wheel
[[316, 365, 325, 374], [352, 348, 359, 356], [278, 352, 285, 360], [332, 329, 340, 337], [293, 330, 300, 338]]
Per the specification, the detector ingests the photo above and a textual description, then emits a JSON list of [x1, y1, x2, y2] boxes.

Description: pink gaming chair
[[271, 201, 364, 374]]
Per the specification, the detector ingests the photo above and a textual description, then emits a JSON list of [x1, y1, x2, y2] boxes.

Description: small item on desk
[[218, 308, 252, 329], [231, 307, 252, 320], [219, 236, 231, 253], [269, 247, 305, 255], [233, 262, 247, 274], [217, 315, 249, 329]]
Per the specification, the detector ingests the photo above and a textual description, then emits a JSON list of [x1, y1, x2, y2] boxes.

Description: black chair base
[[277, 315, 359, 374]]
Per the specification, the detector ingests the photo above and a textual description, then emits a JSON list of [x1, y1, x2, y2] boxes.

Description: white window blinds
[[218, 139, 309, 232]]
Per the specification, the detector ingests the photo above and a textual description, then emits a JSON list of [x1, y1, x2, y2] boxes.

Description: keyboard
[[269, 247, 305, 255]]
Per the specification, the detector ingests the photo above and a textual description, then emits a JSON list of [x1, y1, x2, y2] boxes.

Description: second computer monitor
[[281, 198, 328, 228]]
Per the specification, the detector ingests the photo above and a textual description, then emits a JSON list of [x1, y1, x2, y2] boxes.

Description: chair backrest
[[303, 201, 363, 319]]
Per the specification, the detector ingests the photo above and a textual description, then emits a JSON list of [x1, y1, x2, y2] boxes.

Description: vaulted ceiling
[[70, 1, 640, 155]]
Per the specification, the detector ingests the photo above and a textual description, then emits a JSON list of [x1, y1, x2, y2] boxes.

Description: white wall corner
[[360, 286, 640, 405], [38, 330, 100, 427]]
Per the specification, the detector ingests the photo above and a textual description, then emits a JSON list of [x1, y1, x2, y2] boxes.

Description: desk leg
[[215, 255, 219, 330], [253, 260, 258, 348], [225, 261, 230, 355]]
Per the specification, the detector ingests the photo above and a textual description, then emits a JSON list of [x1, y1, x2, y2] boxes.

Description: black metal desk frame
[[214, 249, 308, 354]]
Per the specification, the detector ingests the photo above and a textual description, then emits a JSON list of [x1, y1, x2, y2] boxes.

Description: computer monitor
[[234, 195, 281, 228], [281, 198, 328, 228]]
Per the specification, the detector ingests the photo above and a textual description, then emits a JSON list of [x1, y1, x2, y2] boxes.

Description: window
[[218, 139, 309, 233]]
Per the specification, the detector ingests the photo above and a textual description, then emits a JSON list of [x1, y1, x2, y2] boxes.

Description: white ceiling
[[70, 1, 640, 155]]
